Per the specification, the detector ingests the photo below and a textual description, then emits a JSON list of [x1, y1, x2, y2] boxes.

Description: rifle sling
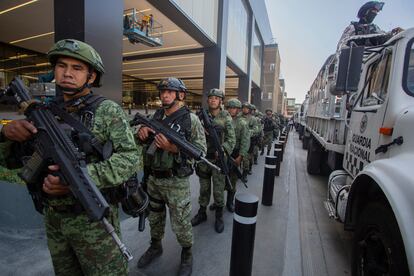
[[48, 101, 107, 160]]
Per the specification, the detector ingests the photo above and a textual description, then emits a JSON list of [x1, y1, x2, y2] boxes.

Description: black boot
[[267, 149, 271, 156], [260, 149, 264, 156], [191, 207, 207, 226], [226, 192, 235, 213], [254, 157, 258, 165], [137, 239, 163, 268], [178, 247, 193, 276], [215, 207, 224, 233], [248, 163, 252, 175]]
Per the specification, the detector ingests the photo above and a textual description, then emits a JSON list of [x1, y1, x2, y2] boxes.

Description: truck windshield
[[404, 40, 414, 95]]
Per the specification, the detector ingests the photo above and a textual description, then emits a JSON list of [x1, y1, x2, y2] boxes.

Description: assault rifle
[[130, 113, 221, 172], [198, 109, 233, 190], [1, 77, 133, 261], [226, 149, 248, 188]]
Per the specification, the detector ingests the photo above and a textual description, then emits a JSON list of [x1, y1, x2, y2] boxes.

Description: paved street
[[0, 130, 352, 276]]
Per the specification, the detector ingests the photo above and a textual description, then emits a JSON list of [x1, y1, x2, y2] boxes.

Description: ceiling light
[[123, 44, 199, 56], [0, 54, 38, 62], [142, 75, 203, 80], [131, 69, 203, 77], [0, 0, 38, 15], [1, 62, 50, 71], [123, 63, 203, 72], [20, 75, 38, 80], [123, 54, 203, 65], [10, 31, 54, 44]]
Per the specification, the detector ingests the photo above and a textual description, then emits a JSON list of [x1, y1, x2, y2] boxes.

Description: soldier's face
[[208, 96, 221, 109], [227, 107, 239, 117], [159, 89, 177, 106], [266, 112, 272, 117], [242, 107, 250, 114], [54, 57, 96, 90]]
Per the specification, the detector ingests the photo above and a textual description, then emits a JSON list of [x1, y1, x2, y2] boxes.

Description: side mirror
[[334, 46, 364, 95]]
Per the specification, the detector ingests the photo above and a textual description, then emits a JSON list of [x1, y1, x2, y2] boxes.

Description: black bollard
[[273, 148, 282, 176], [230, 193, 259, 276], [262, 156, 277, 206], [274, 142, 284, 162]]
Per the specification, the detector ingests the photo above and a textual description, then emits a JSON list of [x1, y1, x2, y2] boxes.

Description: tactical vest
[[51, 93, 112, 163], [352, 22, 378, 36], [147, 106, 193, 177], [263, 117, 274, 132]]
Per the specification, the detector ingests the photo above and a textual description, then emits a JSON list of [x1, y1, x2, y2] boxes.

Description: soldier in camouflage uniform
[[136, 78, 206, 276], [0, 39, 140, 275], [250, 105, 263, 164], [337, 1, 386, 51], [224, 98, 250, 212], [261, 109, 277, 156], [241, 103, 261, 174], [191, 89, 235, 233]]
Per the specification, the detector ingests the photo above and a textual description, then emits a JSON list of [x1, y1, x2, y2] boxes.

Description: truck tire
[[302, 135, 309, 150], [298, 126, 304, 140], [352, 202, 409, 276], [320, 150, 331, 176], [306, 138, 322, 175]]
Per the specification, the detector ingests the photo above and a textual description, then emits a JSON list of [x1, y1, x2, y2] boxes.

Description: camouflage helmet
[[242, 102, 252, 109], [47, 39, 105, 87], [265, 109, 273, 113], [207, 88, 225, 99], [251, 104, 257, 110], [225, 98, 242, 108], [157, 77, 187, 92], [357, 1, 384, 19]]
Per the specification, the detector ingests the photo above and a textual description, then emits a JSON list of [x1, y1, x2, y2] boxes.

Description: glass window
[[362, 49, 392, 106], [227, 0, 248, 72], [403, 39, 414, 95], [172, 0, 218, 42], [252, 26, 262, 85]]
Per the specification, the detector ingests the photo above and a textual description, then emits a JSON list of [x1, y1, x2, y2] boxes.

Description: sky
[[264, 0, 414, 103]]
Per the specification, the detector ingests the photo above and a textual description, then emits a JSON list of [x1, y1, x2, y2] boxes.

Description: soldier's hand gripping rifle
[[130, 113, 221, 172], [198, 109, 233, 190], [1, 77, 133, 261], [225, 149, 248, 188]]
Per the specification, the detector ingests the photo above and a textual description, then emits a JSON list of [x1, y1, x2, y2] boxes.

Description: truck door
[[345, 48, 393, 178]]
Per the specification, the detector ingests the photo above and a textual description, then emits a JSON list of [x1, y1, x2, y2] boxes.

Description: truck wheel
[[302, 135, 309, 150], [306, 138, 322, 175], [352, 202, 409, 276], [320, 150, 331, 176]]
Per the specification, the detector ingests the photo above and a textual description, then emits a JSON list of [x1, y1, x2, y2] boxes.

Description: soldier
[[191, 88, 235, 233], [136, 77, 206, 276], [250, 104, 263, 165], [241, 103, 261, 175], [0, 39, 140, 275], [261, 109, 277, 156], [224, 98, 250, 212]]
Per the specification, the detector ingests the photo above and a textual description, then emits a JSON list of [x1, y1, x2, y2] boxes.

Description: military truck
[[298, 93, 309, 144], [306, 28, 414, 275]]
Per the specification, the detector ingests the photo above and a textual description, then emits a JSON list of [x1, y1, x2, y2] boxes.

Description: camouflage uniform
[[241, 105, 261, 172], [137, 78, 204, 275], [145, 111, 206, 247], [0, 140, 24, 184], [1, 40, 140, 276], [45, 98, 139, 276], [196, 109, 235, 209], [262, 111, 277, 155], [228, 114, 250, 194]]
